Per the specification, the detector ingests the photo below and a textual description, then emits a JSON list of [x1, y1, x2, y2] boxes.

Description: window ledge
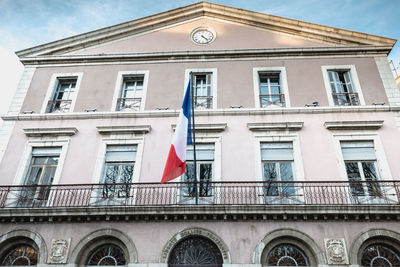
[[97, 125, 151, 135], [247, 122, 303, 131], [324, 120, 384, 130], [23, 127, 78, 137], [172, 123, 227, 132]]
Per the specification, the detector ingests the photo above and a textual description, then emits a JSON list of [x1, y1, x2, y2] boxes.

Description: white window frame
[[253, 67, 290, 108], [111, 71, 149, 112], [321, 65, 365, 106], [332, 132, 392, 182], [184, 68, 217, 109], [41, 72, 83, 113]]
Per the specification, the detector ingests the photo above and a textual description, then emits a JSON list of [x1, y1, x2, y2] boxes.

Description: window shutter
[[343, 71, 354, 93], [261, 142, 293, 161], [186, 144, 214, 161], [341, 141, 376, 161], [105, 145, 137, 162], [328, 71, 340, 93]]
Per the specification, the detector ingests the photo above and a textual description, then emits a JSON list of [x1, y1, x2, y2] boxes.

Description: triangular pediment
[[16, 1, 396, 57]]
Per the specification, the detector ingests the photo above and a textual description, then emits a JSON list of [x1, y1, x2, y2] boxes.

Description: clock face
[[191, 28, 216, 45]]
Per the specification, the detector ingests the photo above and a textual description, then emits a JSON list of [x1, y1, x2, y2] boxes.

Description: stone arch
[[349, 228, 400, 265], [69, 229, 137, 266], [160, 227, 231, 264], [0, 229, 48, 264], [253, 228, 326, 266]]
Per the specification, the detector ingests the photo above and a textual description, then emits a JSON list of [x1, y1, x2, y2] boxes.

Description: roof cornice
[[18, 46, 392, 66], [15, 1, 396, 57]]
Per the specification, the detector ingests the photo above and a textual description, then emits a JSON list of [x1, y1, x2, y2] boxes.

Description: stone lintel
[[247, 122, 303, 131], [324, 120, 384, 130], [23, 127, 78, 137], [172, 123, 227, 132], [97, 125, 151, 134]]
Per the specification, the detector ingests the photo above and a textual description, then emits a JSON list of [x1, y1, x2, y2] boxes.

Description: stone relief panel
[[47, 239, 71, 264], [324, 238, 349, 265]]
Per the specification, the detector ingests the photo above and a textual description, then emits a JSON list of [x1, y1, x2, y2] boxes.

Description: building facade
[[1, 2, 400, 267]]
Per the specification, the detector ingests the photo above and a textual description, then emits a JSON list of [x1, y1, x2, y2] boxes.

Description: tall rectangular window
[[18, 147, 61, 206], [340, 141, 381, 197], [183, 144, 214, 197], [261, 143, 294, 196], [102, 145, 137, 198], [328, 70, 359, 106], [193, 73, 213, 109], [258, 72, 285, 107], [46, 78, 77, 113], [117, 76, 144, 111]]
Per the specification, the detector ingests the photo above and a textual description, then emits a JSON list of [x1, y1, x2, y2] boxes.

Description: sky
[[0, 0, 399, 117]]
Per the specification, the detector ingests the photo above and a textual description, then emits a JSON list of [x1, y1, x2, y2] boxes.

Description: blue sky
[[0, 0, 399, 114]]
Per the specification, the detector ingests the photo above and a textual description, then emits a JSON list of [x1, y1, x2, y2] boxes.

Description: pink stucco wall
[[20, 57, 387, 113], [68, 18, 329, 55]]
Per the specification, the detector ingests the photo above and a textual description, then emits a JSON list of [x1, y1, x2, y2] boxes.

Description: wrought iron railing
[[0, 181, 399, 208], [260, 94, 285, 107], [194, 96, 213, 109], [116, 98, 142, 111], [332, 92, 360, 106], [46, 100, 72, 113]]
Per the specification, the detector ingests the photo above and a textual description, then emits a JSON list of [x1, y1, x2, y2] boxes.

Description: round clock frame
[[190, 27, 216, 45]]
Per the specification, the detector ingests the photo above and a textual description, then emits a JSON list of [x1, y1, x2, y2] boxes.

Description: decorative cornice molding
[[18, 46, 392, 66], [96, 125, 151, 134], [23, 127, 78, 137], [324, 120, 384, 130], [172, 123, 227, 132], [3, 106, 397, 122], [16, 1, 395, 57], [247, 122, 303, 131]]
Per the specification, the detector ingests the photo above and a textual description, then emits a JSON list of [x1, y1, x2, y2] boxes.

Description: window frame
[[41, 72, 83, 113], [111, 71, 149, 112], [321, 65, 365, 106], [253, 67, 290, 108], [185, 68, 217, 109]]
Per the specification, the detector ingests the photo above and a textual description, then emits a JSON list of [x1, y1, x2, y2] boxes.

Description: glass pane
[[183, 163, 196, 196], [263, 163, 278, 196], [26, 167, 42, 185], [269, 77, 280, 87], [33, 157, 47, 165], [345, 162, 365, 196], [270, 86, 281, 95], [259, 85, 269, 95], [199, 163, 212, 196], [280, 162, 294, 196], [362, 162, 381, 197], [104, 165, 118, 183]]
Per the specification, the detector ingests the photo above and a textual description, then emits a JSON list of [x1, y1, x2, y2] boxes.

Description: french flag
[[161, 79, 192, 183]]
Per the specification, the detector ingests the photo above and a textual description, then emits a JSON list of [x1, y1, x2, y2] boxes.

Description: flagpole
[[190, 72, 198, 205]]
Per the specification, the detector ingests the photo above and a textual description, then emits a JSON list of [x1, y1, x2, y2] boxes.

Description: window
[[46, 78, 77, 113], [87, 244, 126, 266], [258, 72, 285, 107], [117, 76, 144, 111], [18, 147, 61, 207], [193, 73, 213, 109], [361, 244, 400, 267], [340, 141, 381, 197], [266, 244, 310, 266], [261, 143, 295, 197], [328, 70, 359, 106], [0, 245, 38, 266], [182, 144, 214, 198], [101, 145, 137, 198]]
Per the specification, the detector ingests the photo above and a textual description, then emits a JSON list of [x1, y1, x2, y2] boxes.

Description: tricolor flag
[[161, 79, 192, 183]]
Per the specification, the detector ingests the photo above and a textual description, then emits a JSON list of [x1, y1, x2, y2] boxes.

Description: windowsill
[[3, 105, 395, 121]]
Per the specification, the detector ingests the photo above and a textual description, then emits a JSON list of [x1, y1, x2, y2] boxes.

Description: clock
[[190, 27, 216, 45]]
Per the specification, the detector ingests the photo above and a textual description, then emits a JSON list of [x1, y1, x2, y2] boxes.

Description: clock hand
[[201, 34, 208, 40]]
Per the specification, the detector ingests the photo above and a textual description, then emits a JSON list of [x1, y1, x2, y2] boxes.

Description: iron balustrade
[[194, 96, 213, 109], [259, 94, 285, 107], [116, 98, 142, 111], [46, 100, 72, 113], [332, 92, 360, 106], [0, 180, 400, 208]]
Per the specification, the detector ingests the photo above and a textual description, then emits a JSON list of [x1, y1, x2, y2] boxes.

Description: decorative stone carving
[[48, 239, 71, 264], [324, 238, 349, 265]]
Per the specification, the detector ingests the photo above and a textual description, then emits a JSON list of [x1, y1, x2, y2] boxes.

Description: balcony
[[259, 94, 285, 107], [1, 180, 399, 209], [194, 96, 213, 109], [46, 100, 72, 113], [116, 97, 142, 111], [332, 92, 360, 106]]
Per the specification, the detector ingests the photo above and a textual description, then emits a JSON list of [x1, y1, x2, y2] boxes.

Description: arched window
[[0, 245, 38, 266], [361, 244, 400, 267], [168, 236, 223, 267], [266, 244, 310, 266], [86, 244, 126, 266]]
